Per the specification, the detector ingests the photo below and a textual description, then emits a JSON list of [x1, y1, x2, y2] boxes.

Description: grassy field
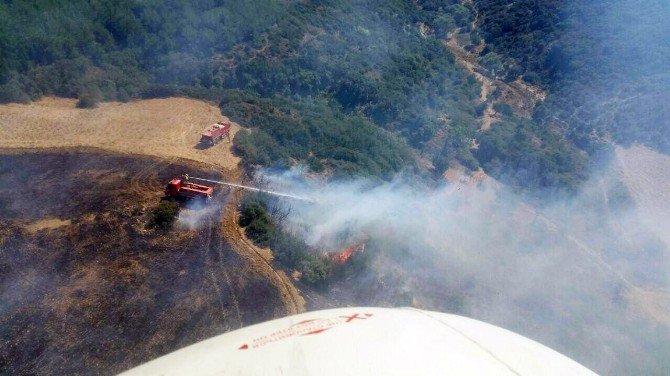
[[0, 97, 241, 170]]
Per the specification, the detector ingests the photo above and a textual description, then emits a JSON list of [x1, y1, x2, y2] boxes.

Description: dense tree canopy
[[473, 0, 670, 154], [0, 0, 488, 178], [0, 0, 603, 189]]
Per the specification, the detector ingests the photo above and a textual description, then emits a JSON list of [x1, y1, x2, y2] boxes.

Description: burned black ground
[[0, 151, 282, 375]]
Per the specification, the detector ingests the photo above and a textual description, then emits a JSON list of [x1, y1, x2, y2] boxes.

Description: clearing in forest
[[0, 97, 241, 170]]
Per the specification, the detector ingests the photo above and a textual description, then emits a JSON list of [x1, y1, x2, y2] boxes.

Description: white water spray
[[189, 176, 315, 202]]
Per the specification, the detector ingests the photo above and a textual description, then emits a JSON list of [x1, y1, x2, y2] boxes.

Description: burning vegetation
[[324, 237, 368, 265], [237, 192, 331, 288]]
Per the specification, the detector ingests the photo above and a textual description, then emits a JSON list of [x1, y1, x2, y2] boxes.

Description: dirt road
[[443, 32, 546, 130], [222, 188, 305, 314]]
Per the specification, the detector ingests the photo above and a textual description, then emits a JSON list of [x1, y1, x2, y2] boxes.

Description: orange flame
[[324, 238, 367, 264]]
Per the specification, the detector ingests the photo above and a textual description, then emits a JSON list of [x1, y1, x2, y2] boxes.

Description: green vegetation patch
[[239, 193, 331, 288], [224, 91, 413, 179], [475, 117, 587, 191], [150, 200, 180, 230]]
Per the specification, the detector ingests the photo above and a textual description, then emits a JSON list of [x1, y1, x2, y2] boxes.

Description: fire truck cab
[[164, 177, 214, 201]]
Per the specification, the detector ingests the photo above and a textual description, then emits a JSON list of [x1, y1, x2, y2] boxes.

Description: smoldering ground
[[257, 154, 670, 375], [177, 200, 224, 230]]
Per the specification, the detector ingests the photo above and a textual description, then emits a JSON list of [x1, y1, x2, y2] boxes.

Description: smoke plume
[[258, 152, 670, 374], [176, 200, 224, 230]]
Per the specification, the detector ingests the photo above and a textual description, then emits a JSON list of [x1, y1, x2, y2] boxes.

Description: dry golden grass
[[0, 97, 241, 170]]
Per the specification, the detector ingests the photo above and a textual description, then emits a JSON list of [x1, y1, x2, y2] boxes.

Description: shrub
[[76, 85, 102, 109], [238, 193, 332, 287], [245, 217, 273, 246], [151, 200, 180, 230], [0, 81, 30, 104], [479, 52, 504, 75], [239, 195, 275, 246], [523, 72, 541, 85], [116, 88, 130, 102], [239, 199, 268, 227], [307, 156, 325, 173], [492, 102, 513, 117], [475, 102, 488, 116], [299, 255, 331, 288]]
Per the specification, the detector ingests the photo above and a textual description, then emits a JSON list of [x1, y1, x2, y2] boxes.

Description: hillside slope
[[471, 0, 670, 155]]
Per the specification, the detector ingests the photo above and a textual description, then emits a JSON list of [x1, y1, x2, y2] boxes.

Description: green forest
[[1, 0, 666, 189], [472, 0, 670, 154], [0, 0, 478, 179], [0, 0, 589, 190]]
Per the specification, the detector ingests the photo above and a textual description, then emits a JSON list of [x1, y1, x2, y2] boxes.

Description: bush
[[238, 193, 332, 287], [523, 72, 541, 85], [76, 85, 102, 109], [239, 198, 268, 227], [76, 95, 98, 109], [0, 80, 30, 104], [245, 217, 273, 247], [239, 195, 275, 246], [307, 156, 325, 173], [475, 102, 488, 116], [479, 52, 504, 75], [225, 91, 414, 178], [492, 102, 514, 117], [116, 88, 130, 102], [151, 200, 180, 229], [299, 255, 331, 288], [474, 118, 587, 191]]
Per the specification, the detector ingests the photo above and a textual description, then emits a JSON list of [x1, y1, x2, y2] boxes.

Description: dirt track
[[443, 31, 546, 130], [222, 189, 305, 314]]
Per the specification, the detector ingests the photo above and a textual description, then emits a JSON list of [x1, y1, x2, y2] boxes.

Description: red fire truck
[[200, 121, 231, 146]]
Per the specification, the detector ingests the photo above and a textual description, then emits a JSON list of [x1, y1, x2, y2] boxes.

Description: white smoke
[[176, 200, 223, 230], [258, 158, 670, 374]]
